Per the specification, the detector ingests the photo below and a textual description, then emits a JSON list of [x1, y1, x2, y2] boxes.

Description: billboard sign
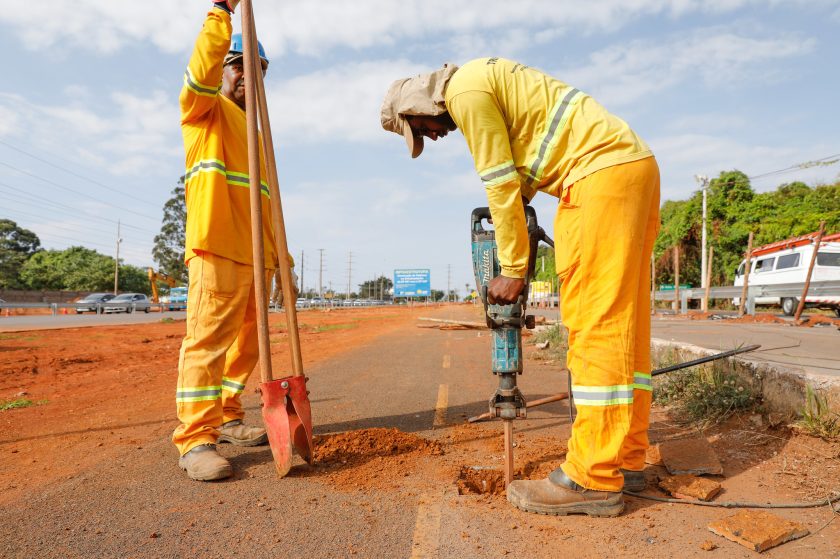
[[394, 269, 431, 297]]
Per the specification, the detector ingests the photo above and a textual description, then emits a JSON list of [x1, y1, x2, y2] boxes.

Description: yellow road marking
[[410, 496, 442, 558], [433, 384, 448, 428], [442, 354, 451, 369]]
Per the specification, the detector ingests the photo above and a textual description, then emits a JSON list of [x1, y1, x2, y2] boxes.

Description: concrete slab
[[708, 510, 809, 552], [659, 437, 723, 475]]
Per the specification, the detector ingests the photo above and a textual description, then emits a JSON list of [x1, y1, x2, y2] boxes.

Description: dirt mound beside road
[[314, 427, 443, 465]]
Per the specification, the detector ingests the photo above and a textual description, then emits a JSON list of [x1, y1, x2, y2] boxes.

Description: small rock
[[535, 341, 550, 350], [15, 391, 28, 397], [150, 532, 160, 539], [700, 541, 717, 551]]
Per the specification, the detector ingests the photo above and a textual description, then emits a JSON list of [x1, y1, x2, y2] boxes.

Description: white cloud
[[560, 30, 815, 108], [649, 133, 839, 199], [266, 59, 427, 144], [3, 0, 824, 57], [0, 90, 181, 177]]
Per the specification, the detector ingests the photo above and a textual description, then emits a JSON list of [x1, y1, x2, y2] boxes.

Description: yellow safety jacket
[[180, 7, 277, 267], [445, 57, 652, 278]]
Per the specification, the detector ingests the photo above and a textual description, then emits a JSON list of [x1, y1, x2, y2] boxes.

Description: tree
[[358, 276, 393, 299], [19, 246, 150, 294], [0, 219, 41, 289], [152, 179, 187, 283]]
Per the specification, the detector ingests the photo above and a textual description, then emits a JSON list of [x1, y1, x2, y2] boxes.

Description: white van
[[733, 232, 840, 316]]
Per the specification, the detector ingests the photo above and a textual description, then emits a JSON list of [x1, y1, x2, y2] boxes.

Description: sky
[[1, 0, 838, 297]]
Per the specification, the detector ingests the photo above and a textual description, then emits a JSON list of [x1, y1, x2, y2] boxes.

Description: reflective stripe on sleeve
[[479, 160, 519, 188], [183, 68, 221, 97], [184, 160, 270, 197], [571, 383, 634, 406], [633, 372, 652, 391], [524, 87, 584, 187], [176, 385, 222, 403], [221, 377, 246, 394]]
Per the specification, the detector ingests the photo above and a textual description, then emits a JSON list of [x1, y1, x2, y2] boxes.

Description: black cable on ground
[[624, 490, 840, 509]]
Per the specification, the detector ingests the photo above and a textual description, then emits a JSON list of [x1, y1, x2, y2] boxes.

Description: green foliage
[[531, 324, 569, 362], [152, 180, 187, 283], [533, 245, 556, 283], [0, 219, 41, 289], [0, 398, 45, 411], [654, 360, 757, 425], [797, 386, 840, 440], [359, 276, 393, 299], [18, 246, 150, 294], [655, 173, 840, 288]]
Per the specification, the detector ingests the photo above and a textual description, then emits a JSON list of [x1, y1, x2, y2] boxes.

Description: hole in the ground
[[456, 466, 505, 496]]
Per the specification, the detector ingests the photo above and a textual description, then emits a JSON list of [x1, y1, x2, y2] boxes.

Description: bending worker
[[173, 0, 279, 481], [382, 58, 660, 517]]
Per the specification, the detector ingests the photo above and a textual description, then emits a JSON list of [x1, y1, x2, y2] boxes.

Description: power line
[[0, 180, 158, 235], [0, 160, 161, 222], [0, 139, 163, 210], [2, 204, 124, 239]]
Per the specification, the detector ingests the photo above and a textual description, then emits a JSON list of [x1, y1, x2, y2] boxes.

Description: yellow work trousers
[[555, 156, 660, 491], [172, 252, 273, 456]]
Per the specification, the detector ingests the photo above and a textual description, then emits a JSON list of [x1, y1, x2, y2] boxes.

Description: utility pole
[[318, 248, 325, 299], [695, 175, 710, 300], [299, 250, 304, 295], [113, 220, 122, 295], [346, 251, 353, 300], [447, 264, 451, 302]]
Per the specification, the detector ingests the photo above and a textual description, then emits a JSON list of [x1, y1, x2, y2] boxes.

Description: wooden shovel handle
[[241, 0, 273, 383], [243, 0, 305, 378]]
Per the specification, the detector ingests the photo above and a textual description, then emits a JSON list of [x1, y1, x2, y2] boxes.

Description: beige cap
[[380, 63, 459, 158]]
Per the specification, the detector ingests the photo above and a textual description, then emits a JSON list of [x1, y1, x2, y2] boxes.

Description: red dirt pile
[[314, 428, 443, 465]]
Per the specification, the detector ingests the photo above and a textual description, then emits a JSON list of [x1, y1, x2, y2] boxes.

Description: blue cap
[[226, 33, 269, 70]]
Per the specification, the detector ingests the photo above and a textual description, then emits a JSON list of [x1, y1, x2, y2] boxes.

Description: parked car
[[734, 232, 840, 316], [75, 292, 116, 314], [103, 293, 151, 314]]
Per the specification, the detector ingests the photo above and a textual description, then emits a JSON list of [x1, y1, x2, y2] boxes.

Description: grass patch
[[315, 323, 358, 333], [796, 386, 840, 440], [530, 324, 569, 362], [0, 333, 39, 342], [653, 353, 757, 425], [159, 317, 175, 324], [0, 398, 47, 411]]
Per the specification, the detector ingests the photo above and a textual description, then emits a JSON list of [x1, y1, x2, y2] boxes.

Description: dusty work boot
[[217, 419, 268, 446], [621, 468, 647, 492], [506, 468, 624, 517], [178, 444, 233, 481]]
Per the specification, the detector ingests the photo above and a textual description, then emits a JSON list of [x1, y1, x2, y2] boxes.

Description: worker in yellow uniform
[[382, 58, 660, 516], [173, 0, 278, 481]]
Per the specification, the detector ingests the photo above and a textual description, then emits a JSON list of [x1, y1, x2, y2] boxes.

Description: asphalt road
[[0, 311, 187, 331], [2, 305, 839, 557]]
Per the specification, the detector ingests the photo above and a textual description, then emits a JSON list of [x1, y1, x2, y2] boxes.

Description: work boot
[[178, 444, 232, 481], [621, 468, 647, 492], [506, 468, 624, 517], [217, 419, 268, 446]]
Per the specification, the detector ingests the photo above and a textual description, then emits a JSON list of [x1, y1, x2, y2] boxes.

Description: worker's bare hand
[[487, 276, 525, 305]]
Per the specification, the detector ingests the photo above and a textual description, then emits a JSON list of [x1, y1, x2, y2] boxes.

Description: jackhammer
[[471, 206, 553, 487]]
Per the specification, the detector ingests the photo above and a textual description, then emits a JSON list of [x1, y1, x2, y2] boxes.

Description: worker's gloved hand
[[487, 275, 525, 305], [214, 0, 240, 13]]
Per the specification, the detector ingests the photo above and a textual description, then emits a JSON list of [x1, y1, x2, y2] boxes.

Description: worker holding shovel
[[382, 59, 660, 516], [173, 0, 280, 481]]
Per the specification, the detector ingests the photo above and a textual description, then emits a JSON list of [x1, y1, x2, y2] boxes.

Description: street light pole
[[695, 175, 709, 302]]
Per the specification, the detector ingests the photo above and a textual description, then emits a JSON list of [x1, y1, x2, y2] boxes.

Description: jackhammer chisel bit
[[471, 206, 550, 487]]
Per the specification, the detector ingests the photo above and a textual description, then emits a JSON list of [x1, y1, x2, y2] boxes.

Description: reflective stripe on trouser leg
[[621, 160, 660, 471], [172, 253, 255, 456], [221, 267, 274, 424], [555, 156, 660, 492]]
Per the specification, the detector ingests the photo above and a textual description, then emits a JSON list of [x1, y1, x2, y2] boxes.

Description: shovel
[[242, 0, 313, 477]]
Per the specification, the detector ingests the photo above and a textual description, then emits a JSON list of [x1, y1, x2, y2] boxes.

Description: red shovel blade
[[260, 379, 294, 477], [284, 375, 314, 464]]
